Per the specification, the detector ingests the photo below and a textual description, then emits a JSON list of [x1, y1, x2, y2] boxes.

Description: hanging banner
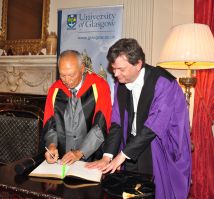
[[58, 5, 123, 97]]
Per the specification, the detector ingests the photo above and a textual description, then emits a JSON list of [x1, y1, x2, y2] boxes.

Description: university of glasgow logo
[[67, 14, 77, 29]]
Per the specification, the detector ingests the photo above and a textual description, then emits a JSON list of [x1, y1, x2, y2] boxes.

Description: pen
[[45, 147, 58, 163]]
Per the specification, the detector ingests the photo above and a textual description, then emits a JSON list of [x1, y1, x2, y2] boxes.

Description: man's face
[[111, 55, 142, 84], [59, 55, 84, 89]]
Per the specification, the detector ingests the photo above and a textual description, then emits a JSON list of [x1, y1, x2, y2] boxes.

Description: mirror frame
[[0, 0, 50, 55]]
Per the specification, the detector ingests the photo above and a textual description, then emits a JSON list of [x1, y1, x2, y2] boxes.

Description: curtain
[[191, 0, 214, 198]]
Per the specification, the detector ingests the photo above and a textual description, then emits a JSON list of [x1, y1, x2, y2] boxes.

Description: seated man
[[43, 50, 112, 165]]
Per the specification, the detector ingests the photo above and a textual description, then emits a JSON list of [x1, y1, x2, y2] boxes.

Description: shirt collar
[[75, 80, 82, 91], [125, 67, 145, 91]]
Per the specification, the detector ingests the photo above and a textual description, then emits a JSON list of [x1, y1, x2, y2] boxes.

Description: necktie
[[71, 88, 78, 115], [63, 89, 78, 152]]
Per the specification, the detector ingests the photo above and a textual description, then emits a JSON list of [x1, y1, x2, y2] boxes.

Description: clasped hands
[[45, 144, 83, 165]]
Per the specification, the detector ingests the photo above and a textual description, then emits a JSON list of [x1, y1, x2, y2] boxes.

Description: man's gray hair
[[58, 50, 84, 67]]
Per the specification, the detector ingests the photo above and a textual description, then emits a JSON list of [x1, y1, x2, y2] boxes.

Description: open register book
[[29, 160, 102, 183]]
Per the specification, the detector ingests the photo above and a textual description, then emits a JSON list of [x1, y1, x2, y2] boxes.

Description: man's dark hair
[[107, 38, 145, 65]]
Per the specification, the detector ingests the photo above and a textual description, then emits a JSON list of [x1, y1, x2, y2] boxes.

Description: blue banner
[[58, 5, 123, 98]]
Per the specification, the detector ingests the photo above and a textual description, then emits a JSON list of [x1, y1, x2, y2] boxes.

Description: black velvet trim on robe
[[81, 86, 96, 132]]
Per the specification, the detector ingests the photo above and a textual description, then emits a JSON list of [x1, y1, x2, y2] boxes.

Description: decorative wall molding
[[0, 55, 57, 95]]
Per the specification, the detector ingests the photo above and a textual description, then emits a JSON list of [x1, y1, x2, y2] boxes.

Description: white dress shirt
[[125, 67, 145, 136], [104, 68, 145, 160]]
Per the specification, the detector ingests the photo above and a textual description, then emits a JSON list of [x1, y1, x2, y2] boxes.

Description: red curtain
[[191, 0, 214, 198]]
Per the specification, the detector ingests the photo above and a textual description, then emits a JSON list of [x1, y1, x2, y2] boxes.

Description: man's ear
[[81, 64, 85, 73], [136, 60, 143, 71]]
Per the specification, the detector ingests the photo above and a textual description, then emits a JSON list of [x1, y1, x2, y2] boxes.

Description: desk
[[0, 161, 155, 199], [0, 160, 113, 199]]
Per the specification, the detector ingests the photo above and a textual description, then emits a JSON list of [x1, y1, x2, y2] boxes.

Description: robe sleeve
[[43, 87, 58, 147], [79, 79, 112, 159], [144, 77, 191, 199], [144, 76, 190, 161], [144, 77, 181, 138]]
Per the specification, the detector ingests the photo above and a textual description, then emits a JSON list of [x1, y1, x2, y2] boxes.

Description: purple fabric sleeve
[[145, 77, 191, 199]]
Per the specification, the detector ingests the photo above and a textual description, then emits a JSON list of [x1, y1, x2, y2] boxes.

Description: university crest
[[67, 14, 77, 29]]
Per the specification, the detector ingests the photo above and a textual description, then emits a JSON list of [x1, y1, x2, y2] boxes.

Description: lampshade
[[157, 23, 214, 70]]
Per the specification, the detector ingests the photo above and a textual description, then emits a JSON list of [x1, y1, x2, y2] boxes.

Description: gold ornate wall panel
[[0, 0, 50, 55]]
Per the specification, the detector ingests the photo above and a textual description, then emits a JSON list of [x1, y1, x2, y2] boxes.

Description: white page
[[29, 160, 66, 178], [68, 161, 102, 182]]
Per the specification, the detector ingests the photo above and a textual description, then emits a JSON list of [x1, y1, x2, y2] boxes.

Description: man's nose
[[64, 76, 70, 82], [114, 69, 120, 77]]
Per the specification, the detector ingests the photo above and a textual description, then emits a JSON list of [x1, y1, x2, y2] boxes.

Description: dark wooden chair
[[0, 93, 46, 165]]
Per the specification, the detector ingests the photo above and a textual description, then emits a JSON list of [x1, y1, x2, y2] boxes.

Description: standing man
[[43, 50, 112, 165], [88, 39, 191, 199]]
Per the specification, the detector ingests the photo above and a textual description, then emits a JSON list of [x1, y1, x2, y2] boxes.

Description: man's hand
[[102, 152, 126, 174], [85, 156, 111, 170], [61, 150, 83, 165], [45, 144, 59, 164]]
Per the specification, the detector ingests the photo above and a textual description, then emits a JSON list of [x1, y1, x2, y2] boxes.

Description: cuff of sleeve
[[46, 140, 57, 148], [103, 153, 113, 160], [121, 151, 130, 159]]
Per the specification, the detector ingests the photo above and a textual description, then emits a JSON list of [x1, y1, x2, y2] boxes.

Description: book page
[[29, 160, 65, 179], [67, 161, 102, 182]]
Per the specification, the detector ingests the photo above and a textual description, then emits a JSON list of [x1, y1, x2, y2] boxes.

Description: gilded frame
[[0, 0, 50, 55]]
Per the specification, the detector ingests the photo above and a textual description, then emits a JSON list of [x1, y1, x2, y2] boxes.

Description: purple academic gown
[[111, 76, 192, 199]]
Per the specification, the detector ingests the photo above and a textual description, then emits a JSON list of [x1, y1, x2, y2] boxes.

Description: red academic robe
[[43, 72, 112, 159]]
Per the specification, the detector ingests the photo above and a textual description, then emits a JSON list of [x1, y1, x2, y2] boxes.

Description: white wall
[[152, 0, 194, 66]]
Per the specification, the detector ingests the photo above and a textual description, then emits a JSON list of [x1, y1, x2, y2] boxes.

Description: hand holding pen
[[45, 144, 59, 164]]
